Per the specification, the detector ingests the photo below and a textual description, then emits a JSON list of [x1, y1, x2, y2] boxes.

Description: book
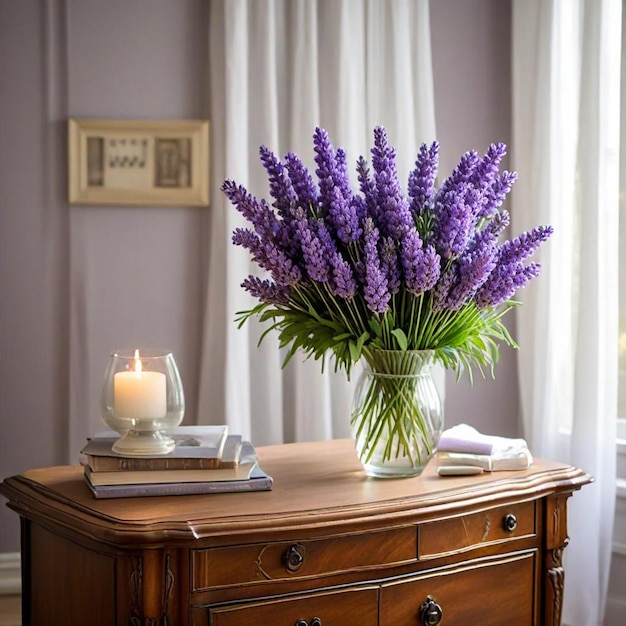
[[84, 441, 258, 486], [85, 464, 273, 499], [81, 425, 233, 471]]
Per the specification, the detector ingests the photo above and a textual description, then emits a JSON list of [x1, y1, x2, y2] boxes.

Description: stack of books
[[80, 425, 273, 499]]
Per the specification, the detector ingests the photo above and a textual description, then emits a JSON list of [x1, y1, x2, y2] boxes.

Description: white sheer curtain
[[512, 1, 621, 624], [198, 0, 436, 446]]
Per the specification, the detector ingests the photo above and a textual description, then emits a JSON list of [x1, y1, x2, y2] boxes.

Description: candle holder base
[[112, 429, 175, 457]]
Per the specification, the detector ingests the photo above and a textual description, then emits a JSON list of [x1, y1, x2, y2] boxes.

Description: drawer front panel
[[380, 551, 536, 626], [419, 501, 535, 558], [192, 526, 416, 591], [209, 586, 378, 626]]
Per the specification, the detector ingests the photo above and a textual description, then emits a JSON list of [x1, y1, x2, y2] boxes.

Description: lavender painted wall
[[0, 0, 514, 554]]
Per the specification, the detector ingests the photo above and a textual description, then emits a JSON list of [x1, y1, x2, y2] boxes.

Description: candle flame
[[134, 349, 142, 374]]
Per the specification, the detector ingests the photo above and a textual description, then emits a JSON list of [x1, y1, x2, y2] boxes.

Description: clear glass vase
[[350, 349, 443, 478]]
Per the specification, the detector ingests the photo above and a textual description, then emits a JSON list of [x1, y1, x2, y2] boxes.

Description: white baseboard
[[0, 552, 21, 595]]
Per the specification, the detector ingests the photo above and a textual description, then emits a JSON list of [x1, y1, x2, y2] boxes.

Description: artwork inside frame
[[68, 118, 210, 207]]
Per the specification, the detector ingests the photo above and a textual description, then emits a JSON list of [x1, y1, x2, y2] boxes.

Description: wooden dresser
[[0, 438, 591, 626]]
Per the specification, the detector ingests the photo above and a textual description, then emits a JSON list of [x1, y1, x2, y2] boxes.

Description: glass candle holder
[[100, 349, 185, 456]]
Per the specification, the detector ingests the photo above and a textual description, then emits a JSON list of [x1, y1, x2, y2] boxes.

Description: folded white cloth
[[437, 424, 533, 471]]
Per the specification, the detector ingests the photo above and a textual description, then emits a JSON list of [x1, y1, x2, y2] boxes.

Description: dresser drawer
[[419, 501, 535, 558], [207, 586, 378, 626], [380, 551, 536, 625], [192, 526, 416, 591]]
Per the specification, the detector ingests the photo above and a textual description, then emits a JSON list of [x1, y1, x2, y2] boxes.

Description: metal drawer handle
[[503, 513, 518, 532], [283, 543, 306, 572], [295, 619, 322, 626], [419, 595, 443, 626]]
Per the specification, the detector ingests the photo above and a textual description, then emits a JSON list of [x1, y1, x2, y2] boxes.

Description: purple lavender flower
[[232, 227, 301, 288], [356, 155, 379, 221], [401, 228, 441, 295], [431, 266, 457, 311], [475, 262, 542, 309], [498, 225, 554, 265], [241, 275, 290, 305], [371, 127, 413, 239], [470, 143, 507, 218], [314, 128, 349, 213], [437, 150, 480, 198], [380, 236, 401, 295], [262, 240, 302, 287], [312, 219, 356, 297], [446, 233, 498, 309], [481, 170, 518, 219], [259, 146, 297, 217], [486, 209, 510, 237], [408, 141, 440, 217], [432, 186, 474, 260], [292, 208, 329, 282], [312, 128, 359, 241], [284, 152, 319, 212], [329, 251, 357, 298], [362, 218, 390, 313], [329, 186, 361, 243], [473, 225, 552, 308], [222, 180, 280, 238]]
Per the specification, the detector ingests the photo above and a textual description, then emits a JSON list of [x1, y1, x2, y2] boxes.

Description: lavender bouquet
[[223, 127, 551, 473]]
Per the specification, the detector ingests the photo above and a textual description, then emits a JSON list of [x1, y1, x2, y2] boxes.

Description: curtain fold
[[198, 0, 436, 447], [512, 1, 621, 623]]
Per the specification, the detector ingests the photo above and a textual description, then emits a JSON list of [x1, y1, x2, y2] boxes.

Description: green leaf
[[368, 318, 383, 338], [391, 328, 408, 351]]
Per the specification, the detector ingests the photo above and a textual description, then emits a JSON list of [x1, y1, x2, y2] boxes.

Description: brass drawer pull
[[503, 513, 518, 532], [283, 543, 306, 572], [419, 595, 443, 625]]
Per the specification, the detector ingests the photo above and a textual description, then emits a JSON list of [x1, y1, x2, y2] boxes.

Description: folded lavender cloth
[[436, 424, 533, 471]]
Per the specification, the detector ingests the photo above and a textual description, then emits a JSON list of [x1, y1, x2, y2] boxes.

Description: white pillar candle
[[114, 352, 167, 419]]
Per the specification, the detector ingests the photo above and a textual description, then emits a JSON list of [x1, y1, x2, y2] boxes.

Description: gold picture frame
[[68, 118, 209, 207]]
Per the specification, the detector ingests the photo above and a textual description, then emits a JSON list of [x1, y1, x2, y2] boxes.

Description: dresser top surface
[[0, 438, 591, 543]]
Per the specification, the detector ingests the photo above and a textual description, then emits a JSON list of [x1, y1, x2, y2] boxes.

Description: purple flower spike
[[292, 208, 329, 283], [313, 127, 352, 218], [284, 152, 319, 212], [259, 146, 297, 217], [498, 225, 554, 265], [433, 187, 474, 260], [329, 251, 357, 299], [329, 186, 361, 243], [481, 170, 518, 218], [446, 235, 498, 309], [401, 228, 441, 295], [241, 275, 290, 305], [371, 127, 413, 239], [408, 141, 440, 217], [356, 155, 379, 221], [362, 218, 390, 313], [438, 150, 480, 199], [431, 266, 457, 312], [380, 236, 401, 295], [475, 262, 542, 309], [222, 180, 280, 238]]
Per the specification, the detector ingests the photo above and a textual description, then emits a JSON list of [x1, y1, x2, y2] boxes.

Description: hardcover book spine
[[87, 456, 235, 472]]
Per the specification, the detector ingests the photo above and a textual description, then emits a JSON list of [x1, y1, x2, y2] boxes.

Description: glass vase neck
[[361, 349, 435, 376]]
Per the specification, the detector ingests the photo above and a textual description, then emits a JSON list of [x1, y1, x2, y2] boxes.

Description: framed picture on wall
[[68, 118, 209, 207]]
